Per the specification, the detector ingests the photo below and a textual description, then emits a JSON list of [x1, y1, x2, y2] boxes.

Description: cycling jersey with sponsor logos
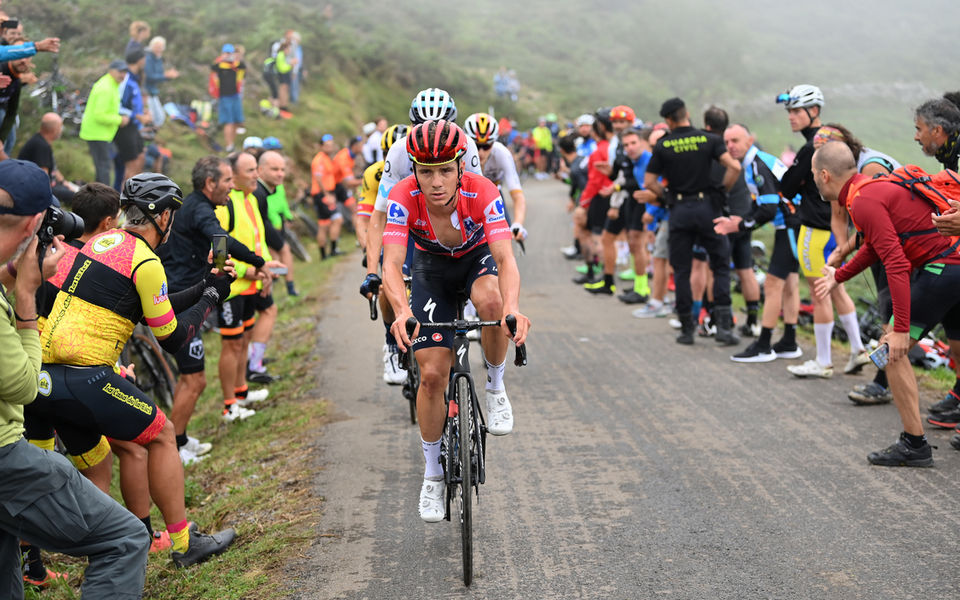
[[357, 160, 383, 218], [383, 172, 512, 258], [40, 229, 178, 368], [373, 135, 483, 212]]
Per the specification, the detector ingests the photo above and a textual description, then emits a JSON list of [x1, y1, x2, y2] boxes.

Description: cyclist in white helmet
[[464, 112, 527, 241]]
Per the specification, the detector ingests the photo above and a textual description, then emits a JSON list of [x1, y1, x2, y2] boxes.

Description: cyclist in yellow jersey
[[31, 173, 238, 568], [357, 123, 410, 385]]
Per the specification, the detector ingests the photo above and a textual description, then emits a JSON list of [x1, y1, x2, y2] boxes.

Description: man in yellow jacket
[[80, 60, 128, 185]]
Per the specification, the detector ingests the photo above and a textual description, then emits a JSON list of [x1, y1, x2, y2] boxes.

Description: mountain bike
[[403, 303, 526, 586]]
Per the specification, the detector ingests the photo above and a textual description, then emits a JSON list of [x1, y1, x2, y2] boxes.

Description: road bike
[[403, 302, 526, 586], [119, 323, 177, 412]]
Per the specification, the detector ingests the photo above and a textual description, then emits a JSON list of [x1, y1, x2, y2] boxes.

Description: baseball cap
[[262, 136, 283, 150], [362, 122, 376, 136], [320, 134, 334, 143], [221, 43, 235, 54], [108, 59, 127, 72], [0, 160, 56, 216], [242, 136, 264, 150], [659, 97, 685, 119]]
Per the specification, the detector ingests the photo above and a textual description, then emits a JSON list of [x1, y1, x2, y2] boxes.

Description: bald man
[[18, 112, 79, 203], [812, 141, 960, 467]]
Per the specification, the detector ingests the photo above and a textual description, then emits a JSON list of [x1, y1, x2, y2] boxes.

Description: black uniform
[[781, 126, 829, 230], [603, 142, 644, 235], [646, 125, 732, 319]]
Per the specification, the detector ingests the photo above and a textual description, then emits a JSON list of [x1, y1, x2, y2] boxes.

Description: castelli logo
[[432, 333, 443, 342]]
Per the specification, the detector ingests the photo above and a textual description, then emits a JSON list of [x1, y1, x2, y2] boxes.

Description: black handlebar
[[368, 293, 378, 321], [404, 314, 527, 367], [504, 315, 527, 367]]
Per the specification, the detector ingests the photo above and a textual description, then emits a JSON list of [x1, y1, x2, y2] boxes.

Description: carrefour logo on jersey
[[387, 202, 409, 226], [484, 198, 506, 222]]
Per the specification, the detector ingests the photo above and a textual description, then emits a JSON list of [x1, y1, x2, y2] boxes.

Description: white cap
[[242, 136, 264, 150], [362, 122, 376, 136]]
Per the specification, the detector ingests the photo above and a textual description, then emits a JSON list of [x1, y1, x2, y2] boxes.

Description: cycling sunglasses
[[476, 143, 493, 150]]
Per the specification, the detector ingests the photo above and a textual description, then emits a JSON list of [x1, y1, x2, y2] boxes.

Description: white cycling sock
[[485, 359, 506, 391], [422, 438, 443, 480], [837, 311, 864, 353], [814, 322, 834, 366], [248, 342, 267, 373]]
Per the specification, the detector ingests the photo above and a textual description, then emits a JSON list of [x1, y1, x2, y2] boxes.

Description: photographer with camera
[[0, 160, 151, 599]]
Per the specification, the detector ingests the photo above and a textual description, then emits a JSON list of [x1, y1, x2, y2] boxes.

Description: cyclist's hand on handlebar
[[359, 273, 382, 299], [501, 311, 531, 345], [510, 223, 527, 241], [391, 313, 418, 352]]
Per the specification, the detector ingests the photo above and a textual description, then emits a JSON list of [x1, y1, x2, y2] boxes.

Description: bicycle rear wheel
[[455, 376, 473, 586], [130, 333, 176, 412], [283, 228, 310, 262]]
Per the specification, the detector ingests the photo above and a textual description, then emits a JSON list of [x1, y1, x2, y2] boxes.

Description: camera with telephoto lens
[[38, 205, 84, 247]]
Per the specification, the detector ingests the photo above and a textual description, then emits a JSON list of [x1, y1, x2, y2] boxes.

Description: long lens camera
[[38, 205, 84, 246]]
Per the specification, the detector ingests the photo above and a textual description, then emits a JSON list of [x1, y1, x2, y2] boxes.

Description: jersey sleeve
[[382, 179, 413, 247], [375, 142, 409, 213], [495, 145, 522, 192], [357, 163, 381, 217], [133, 258, 178, 338]]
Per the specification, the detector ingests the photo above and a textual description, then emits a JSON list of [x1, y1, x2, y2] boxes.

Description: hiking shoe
[[485, 389, 514, 435], [179, 446, 206, 466], [419, 478, 445, 523], [171, 527, 236, 568], [150, 530, 172, 553], [787, 359, 833, 379], [848, 382, 893, 406], [382, 344, 407, 385], [731, 340, 776, 363], [238, 388, 269, 407], [633, 303, 670, 319], [23, 568, 67, 588], [222, 403, 256, 422], [844, 349, 872, 375], [771, 339, 803, 360], [572, 272, 599, 285], [184, 436, 212, 456], [929, 391, 960, 415], [618, 290, 648, 304], [618, 268, 636, 281], [927, 407, 960, 429], [738, 323, 761, 338], [584, 280, 615, 295], [247, 370, 278, 384], [867, 433, 933, 467]]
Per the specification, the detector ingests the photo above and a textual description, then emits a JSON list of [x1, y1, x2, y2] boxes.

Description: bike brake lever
[[514, 343, 527, 367], [369, 293, 378, 321]]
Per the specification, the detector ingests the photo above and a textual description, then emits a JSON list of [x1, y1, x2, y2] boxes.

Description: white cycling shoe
[[382, 344, 407, 385], [485, 389, 514, 436], [419, 478, 445, 523]]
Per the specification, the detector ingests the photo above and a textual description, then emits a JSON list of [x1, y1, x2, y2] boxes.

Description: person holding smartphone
[[812, 141, 960, 468]]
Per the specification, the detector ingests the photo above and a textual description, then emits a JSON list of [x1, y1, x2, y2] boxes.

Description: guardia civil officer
[[644, 98, 741, 345]]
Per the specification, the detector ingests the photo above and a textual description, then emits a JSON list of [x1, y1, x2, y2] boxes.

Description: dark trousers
[[668, 198, 732, 317], [87, 140, 113, 185], [0, 438, 149, 599]]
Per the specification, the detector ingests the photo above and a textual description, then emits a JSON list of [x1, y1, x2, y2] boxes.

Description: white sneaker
[[179, 446, 206, 466], [238, 388, 269, 407], [633, 303, 670, 319], [222, 403, 256, 422], [382, 344, 407, 385], [787, 359, 834, 379], [184, 436, 212, 456], [844, 349, 872, 375], [668, 317, 682, 329], [419, 478, 445, 523], [485, 389, 514, 436]]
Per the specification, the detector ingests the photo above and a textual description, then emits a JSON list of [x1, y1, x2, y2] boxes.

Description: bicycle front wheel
[[455, 376, 473, 586], [407, 354, 420, 425]]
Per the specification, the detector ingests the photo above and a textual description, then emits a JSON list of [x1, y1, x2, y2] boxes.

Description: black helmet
[[593, 107, 613, 133], [120, 173, 183, 215]]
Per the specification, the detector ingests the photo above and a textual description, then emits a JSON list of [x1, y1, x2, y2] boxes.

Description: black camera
[[38, 205, 84, 247]]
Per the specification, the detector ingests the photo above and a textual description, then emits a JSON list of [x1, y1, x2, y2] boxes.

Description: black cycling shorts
[[604, 196, 646, 235], [767, 228, 800, 280], [253, 292, 274, 312], [219, 294, 256, 338], [907, 263, 960, 340], [313, 193, 342, 222], [26, 364, 166, 457], [587, 194, 610, 235], [729, 230, 753, 270], [173, 333, 205, 375], [410, 244, 498, 351]]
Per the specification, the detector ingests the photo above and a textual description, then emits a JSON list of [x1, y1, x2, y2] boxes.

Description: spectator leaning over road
[[18, 113, 79, 204], [80, 60, 128, 185], [114, 49, 150, 189], [144, 36, 178, 127], [211, 43, 246, 153], [0, 159, 151, 600], [812, 141, 959, 467]]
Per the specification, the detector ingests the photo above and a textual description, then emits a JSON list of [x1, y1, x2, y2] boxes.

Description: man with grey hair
[[144, 36, 179, 127], [915, 94, 960, 172], [0, 159, 151, 599], [813, 141, 960, 467]]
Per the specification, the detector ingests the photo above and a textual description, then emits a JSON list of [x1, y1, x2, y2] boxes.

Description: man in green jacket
[[0, 160, 150, 599], [80, 60, 129, 185]]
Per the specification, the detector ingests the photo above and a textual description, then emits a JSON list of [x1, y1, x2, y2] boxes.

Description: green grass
[[27, 241, 354, 600]]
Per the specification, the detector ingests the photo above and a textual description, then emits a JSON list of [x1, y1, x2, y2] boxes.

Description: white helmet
[[409, 87, 458, 124], [575, 113, 595, 127], [778, 84, 824, 109], [463, 113, 499, 144]]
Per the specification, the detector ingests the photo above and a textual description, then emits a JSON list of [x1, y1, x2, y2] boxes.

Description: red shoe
[[150, 530, 172, 553], [23, 567, 67, 588]]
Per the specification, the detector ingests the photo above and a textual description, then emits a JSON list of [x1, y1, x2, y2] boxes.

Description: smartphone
[[212, 234, 228, 271], [869, 343, 889, 370], [270, 265, 288, 276]]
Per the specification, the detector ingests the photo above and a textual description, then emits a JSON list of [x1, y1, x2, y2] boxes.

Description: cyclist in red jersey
[[381, 120, 530, 522]]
